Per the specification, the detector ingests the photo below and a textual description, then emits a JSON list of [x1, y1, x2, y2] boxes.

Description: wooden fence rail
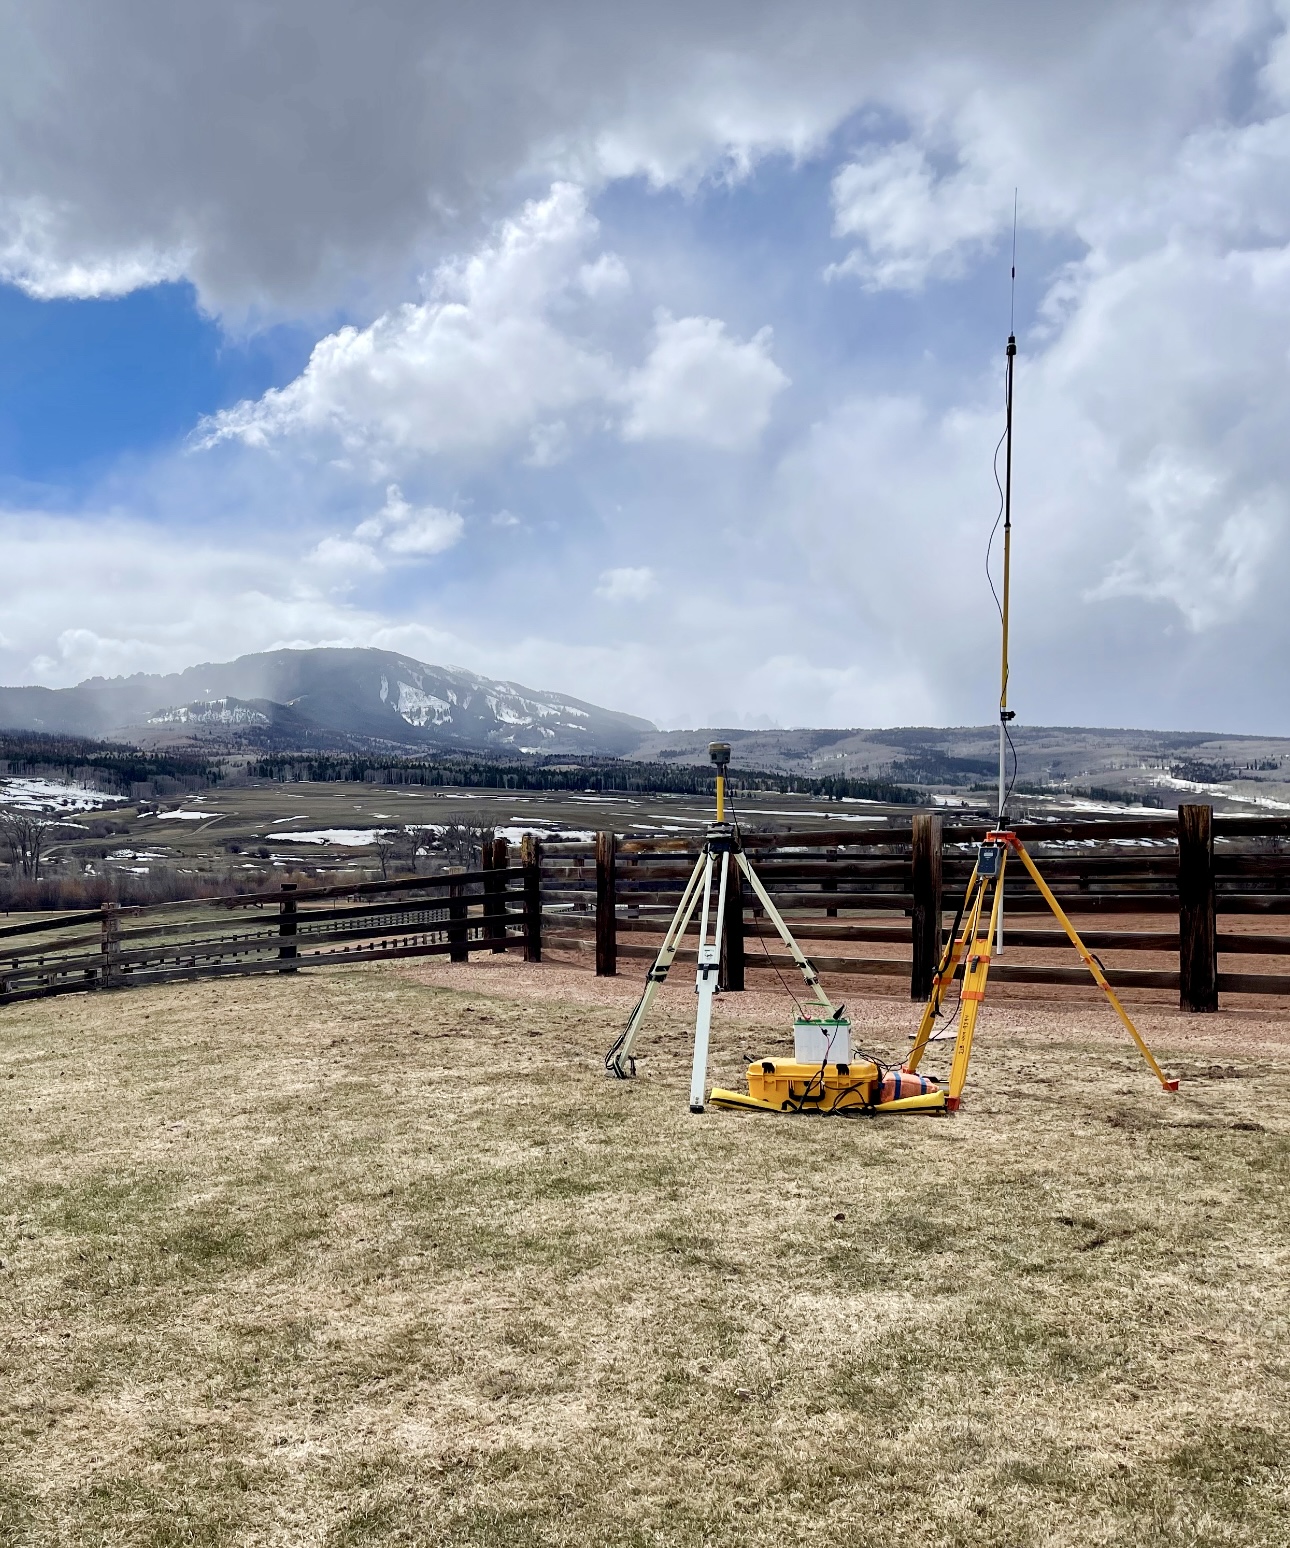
[[0, 853, 540, 1006], [540, 804, 1290, 1010]]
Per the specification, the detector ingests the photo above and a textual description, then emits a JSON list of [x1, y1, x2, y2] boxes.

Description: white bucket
[[793, 1017, 851, 1064]]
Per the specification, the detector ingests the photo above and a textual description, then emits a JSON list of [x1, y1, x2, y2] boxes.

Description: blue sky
[[1, 1, 1289, 734], [0, 282, 314, 496]]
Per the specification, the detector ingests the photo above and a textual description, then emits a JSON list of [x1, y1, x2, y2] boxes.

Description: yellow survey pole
[[716, 768, 725, 823], [996, 330, 1016, 955]]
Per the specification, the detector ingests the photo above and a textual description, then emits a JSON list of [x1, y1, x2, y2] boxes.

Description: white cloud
[[309, 536, 386, 574], [829, 143, 1014, 290], [0, 514, 385, 687], [354, 485, 464, 556], [0, 197, 190, 298], [596, 566, 656, 601], [0, 3, 1119, 314], [620, 313, 788, 449], [309, 485, 464, 574], [198, 185, 617, 464], [200, 191, 788, 469], [12, 3, 1290, 739]]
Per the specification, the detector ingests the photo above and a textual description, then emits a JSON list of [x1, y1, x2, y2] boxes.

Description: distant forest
[[0, 731, 222, 796], [0, 730, 925, 805], [246, 753, 925, 805]]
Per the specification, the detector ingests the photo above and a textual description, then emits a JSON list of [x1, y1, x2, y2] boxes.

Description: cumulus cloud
[[354, 485, 464, 556], [199, 185, 616, 464], [0, 2, 1145, 315], [200, 190, 787, 467], [620, 314, 788, 449], [829, 143, 1014, 290], [0, 196, 190, 299], [10, 3, 1290, 736], [309, 485, 464, 574], [596, 566, 656, 601]]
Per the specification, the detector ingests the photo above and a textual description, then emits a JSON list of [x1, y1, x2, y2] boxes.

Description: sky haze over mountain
[[1, 1, 1289, 733]]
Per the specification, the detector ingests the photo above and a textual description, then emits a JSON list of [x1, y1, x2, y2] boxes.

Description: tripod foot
[[689, 1103, 705, 1114]]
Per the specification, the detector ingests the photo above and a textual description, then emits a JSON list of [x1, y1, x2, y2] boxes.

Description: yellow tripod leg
[[1010, 842, 1178, 1092], [946, 854, 1007, 1111], [907, 868, 982, 1075]]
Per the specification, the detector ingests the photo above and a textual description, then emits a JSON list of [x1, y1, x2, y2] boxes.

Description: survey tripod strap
[[605, 849, 709, 1077], [735, 850, 834, 1012]]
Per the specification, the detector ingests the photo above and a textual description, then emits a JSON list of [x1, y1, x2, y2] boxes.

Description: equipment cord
[[986, 361, 1020, 821]]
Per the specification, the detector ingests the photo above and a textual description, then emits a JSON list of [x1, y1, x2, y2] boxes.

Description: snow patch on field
[[270, 828, 394, 846], [0, 778, 125, 811]]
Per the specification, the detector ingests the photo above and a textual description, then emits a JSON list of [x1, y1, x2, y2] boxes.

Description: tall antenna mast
[[998, 197, 1018, 831]]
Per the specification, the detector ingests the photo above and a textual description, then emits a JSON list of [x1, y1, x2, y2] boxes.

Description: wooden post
[[448, 872, 469, 963], [595, 830, 617, 977], [1178, 803, 1217, 1012], [278, 883, 298, 972], [721, 862, 745, 992], [481, 831, 499, 952], [824, 846, 838, 918], [490, 836, 509, 952], [910, 812, 943, 1001], [521, 834, 542, 963], [100, 901, 121, 988]]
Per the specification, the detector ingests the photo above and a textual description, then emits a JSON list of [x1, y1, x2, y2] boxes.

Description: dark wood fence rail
[[539, 805, 1290, 1010], [0, 835, 543, 1006]]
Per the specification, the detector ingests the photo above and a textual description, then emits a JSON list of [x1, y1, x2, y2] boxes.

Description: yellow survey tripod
[[904, 327, 1177, 1109]]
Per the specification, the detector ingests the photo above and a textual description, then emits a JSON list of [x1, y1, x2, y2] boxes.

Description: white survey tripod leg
[[688, 851, 729, 1113], [605, 849, 709, 1078]]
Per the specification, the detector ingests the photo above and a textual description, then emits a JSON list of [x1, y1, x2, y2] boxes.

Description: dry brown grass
[[1, 957, 1288, 1546]]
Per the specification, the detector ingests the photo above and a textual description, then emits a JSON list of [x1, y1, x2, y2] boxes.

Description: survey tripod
[[905, 324, 1177, 1109], [605, 743, 838, 1112]]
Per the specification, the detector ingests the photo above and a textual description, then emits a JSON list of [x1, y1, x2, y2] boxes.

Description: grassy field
[[1, 957, 1287, 1546], [32, 776, 920, 897]]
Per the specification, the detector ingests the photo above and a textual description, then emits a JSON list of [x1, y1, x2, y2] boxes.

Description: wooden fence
[[9, 804, 1290, 1013], [0, 834, 543, 1006], [538, 804, 1290, 1011]]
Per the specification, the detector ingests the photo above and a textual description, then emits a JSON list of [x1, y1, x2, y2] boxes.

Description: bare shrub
[[0, 812, 52, 879]]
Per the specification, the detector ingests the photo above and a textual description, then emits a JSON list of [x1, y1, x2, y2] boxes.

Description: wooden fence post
[[521, 834, 542, 963], [721, 863, 745, 992], [481, 832, 499, 951], [448, 871, 469, 963], [824, 846, 838, 918], [100, 901, 120, 988], [278, 883, 298, 972], [595, 830, 617, 977], [490, 836, 509, 952], [1178, 803, 1217, 1012], [910, 812, 943, 1001]]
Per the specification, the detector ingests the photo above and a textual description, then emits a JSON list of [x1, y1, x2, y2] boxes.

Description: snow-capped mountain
[[0, 648, 655, 755]]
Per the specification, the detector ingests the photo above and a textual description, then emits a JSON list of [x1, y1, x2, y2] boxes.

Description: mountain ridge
[[0, 647, 656, 756]]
